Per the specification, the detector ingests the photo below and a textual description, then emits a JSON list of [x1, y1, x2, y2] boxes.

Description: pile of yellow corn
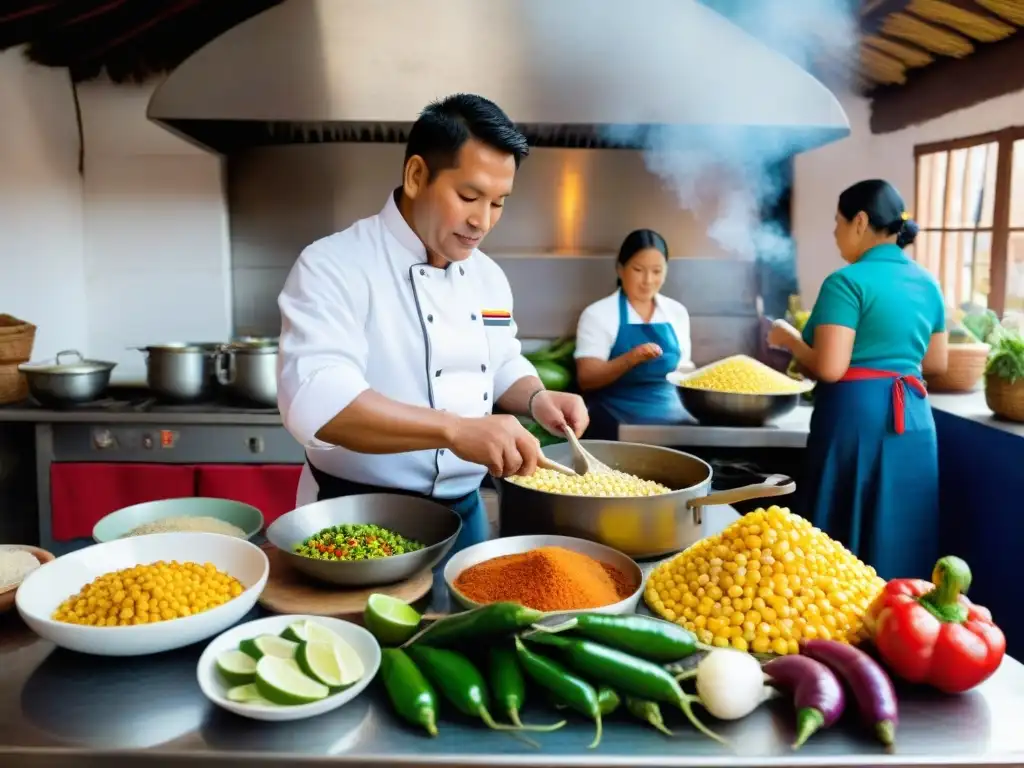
[[681, 355, 806, 395], [645, 506, 885, 655]]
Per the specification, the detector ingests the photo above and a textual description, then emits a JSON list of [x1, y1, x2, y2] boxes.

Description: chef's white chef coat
[[278, 192, 537, 507], [574, 290, 693, 364]]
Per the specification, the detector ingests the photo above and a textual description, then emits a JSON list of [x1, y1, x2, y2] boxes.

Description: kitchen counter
[[619, 390, 1024, 448], [2, 504, 1024, 768], [0, 405, 283, 425]]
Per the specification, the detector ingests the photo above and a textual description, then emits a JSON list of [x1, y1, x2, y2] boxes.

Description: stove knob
[[142, 434, 154, 450], [94, 429, 115, 450], [248, 436, 265, 454]]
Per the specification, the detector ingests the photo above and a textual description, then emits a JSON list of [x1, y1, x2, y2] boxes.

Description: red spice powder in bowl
[[452, 545, 636, 613]]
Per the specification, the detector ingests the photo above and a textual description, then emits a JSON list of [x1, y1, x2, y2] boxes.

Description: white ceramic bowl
[[196, 614, 381, 722], [443, 534, 645, 615], [15, 532, 269, 656]]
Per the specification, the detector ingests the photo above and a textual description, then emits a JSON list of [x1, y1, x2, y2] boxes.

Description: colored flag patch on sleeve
[[482, 309, 512, 327]]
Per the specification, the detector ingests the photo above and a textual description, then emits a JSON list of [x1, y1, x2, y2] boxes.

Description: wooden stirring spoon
[[562, 425, 613, 475]]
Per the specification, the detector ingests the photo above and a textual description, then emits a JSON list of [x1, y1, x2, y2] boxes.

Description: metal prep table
[[2, 504, 1023, 768]]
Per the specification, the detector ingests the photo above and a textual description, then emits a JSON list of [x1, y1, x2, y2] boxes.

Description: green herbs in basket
[[985, 329, 1024, 385], [294, 523, 424, 561]]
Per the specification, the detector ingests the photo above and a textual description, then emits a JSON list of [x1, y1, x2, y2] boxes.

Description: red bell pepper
[[868, 556, 1005, 694]]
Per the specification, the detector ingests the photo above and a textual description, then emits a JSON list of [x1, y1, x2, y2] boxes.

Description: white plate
[[16, 532, 269, 656], [196, 614, 381, 722]]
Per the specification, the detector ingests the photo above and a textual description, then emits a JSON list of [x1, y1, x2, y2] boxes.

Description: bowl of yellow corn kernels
[[667, 355, 815, 427], [15, 532, 269, 656]]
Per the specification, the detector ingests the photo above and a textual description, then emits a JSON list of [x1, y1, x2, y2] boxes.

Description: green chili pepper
[[625, 697, 673, 737], [488, 646, 564, 731], [379, 648, 439, 737], [406, 645, 561, 736], [551, 685, 620, 715], [514, 637, 603, 749], [403, 603, 543, 648], [524, 633, 725, 745], [536, 613, 708, 663]]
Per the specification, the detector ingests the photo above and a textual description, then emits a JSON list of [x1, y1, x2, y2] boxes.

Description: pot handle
[[685, 473, 795, 519], [55, 350, 84, 365], [216, 349, 235, 386]]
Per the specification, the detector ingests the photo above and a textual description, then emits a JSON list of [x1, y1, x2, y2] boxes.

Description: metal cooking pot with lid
[[217, 339, 278, 407], [18, 349, 116, 407], [137, 343, 220, 402], [498, 440, 795, 559]]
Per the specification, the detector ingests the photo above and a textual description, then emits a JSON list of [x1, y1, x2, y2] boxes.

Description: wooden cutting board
[[257, 546, 434, 617]]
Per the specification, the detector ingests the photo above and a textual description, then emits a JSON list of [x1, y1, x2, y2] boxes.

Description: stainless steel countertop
[[0, 407, 283, 425], [2, 504, 1024, 768]]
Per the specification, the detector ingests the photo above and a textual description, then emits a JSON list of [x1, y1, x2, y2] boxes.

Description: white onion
[[695, 650, 771, 721]]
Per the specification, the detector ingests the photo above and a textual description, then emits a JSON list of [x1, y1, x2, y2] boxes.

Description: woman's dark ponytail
[[896, 218, 920, 249]]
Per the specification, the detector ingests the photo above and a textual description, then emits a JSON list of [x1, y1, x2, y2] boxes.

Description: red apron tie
[[839, 367, 927, 435]]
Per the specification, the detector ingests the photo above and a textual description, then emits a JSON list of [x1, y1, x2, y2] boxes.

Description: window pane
[[1011, 140, 1024, 228], [941, 231, 960, 306], [978, 142, 999, 228], [969, 231, 991, 309], [947, 148, 968, 227], [916, 152, 948, 228], [1008, 232, 1024, 313]]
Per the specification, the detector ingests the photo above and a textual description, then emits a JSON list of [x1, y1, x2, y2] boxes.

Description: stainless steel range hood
[[148, 0, 850, 153]]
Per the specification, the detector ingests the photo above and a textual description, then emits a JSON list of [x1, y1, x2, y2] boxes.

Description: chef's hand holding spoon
[[448, 414, 543, 478], [529, 390, 589, 439]]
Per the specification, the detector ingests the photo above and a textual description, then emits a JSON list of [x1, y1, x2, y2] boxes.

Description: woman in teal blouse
[[768, 180, 948, 580]]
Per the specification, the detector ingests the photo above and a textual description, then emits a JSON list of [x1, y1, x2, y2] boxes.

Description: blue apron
[[306, 458, 488, 556], [798, 373, 939, 580], [585, 290, 684, 439]]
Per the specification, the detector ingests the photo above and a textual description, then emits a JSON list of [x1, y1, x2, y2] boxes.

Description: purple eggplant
[[801, 639, 898, 747], [763, 655, 845, 749]]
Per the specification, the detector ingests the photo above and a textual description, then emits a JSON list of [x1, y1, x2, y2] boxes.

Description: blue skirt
[[799, 377, 939, 580]]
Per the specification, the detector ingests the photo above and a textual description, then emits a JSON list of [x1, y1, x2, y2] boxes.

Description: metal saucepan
[[18, 350, 116, 408], [136, 343, 221, 402], [667, 370, 814, 427], [498, 440, 795, 559], [217, 339, 278, 407], [265, 493, 462, 587]]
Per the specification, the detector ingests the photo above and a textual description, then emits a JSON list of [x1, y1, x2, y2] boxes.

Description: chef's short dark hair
[[404, 94, 530, 180]]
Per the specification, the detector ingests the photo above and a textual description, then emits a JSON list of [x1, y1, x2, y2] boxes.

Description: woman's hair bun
[[896, 218, 919, 249]]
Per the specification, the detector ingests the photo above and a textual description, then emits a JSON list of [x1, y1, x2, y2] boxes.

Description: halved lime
[[364, 594, 422, 646], [216, 649, 258, 686], [297, 640, 346, 687], [280, 621, 310, 643], [239, 635, 298, 661], [226, 683, 274, 705], [255, 657, 329, 705], [304, 622, 365, 686]]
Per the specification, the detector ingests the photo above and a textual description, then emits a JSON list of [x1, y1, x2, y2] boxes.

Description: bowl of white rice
[[1, 545, 54, 614], [92, 498, 265, 544]]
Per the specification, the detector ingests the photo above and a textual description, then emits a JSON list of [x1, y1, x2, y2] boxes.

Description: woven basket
[[985, 373, 1024, 423], [925, 343, 990, 393], [0, 314, 36, 364], [0, 361, 29, 405]]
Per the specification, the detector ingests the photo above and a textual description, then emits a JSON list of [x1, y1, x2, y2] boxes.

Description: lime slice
[[226, 683, 274, 705], [297, 640, 346, 687], [304, 622, 365, 686], [239, 635, 298, 661], [280, 621, 310, 643], [216, 650, 258, 686], [364, 594, 422, 645], [255, 657, 329, 705]]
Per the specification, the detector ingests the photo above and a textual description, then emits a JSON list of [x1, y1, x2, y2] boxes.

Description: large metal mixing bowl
[[499, 441, 795, 559], [265, 494, 462, 587], [667, 370, 814, 427]]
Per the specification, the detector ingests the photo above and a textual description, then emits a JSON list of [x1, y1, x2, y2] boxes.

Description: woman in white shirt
[[574, 229, 693, 439]]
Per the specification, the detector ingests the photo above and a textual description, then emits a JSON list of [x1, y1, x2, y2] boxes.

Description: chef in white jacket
[[277, 94, 589, 554]]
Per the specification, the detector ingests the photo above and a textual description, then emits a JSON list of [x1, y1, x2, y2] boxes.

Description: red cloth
[[839, 367, 927, 435], [50, 463, 197, 541], [195, 465, 302, 526]]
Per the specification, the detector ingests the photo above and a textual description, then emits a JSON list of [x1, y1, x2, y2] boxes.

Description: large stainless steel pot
[[18, 350, 116, 408], [217, 339, 278, 407], [666, 370, 814, 427], [498, 440, 795, 559], [138, 343, 220, 402]]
